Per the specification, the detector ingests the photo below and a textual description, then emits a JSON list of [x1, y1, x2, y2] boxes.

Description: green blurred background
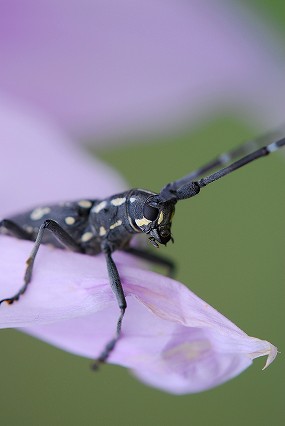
[[1, 2, 285, 426]]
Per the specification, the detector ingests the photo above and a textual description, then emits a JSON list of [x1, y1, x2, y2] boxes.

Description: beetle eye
[[143, 204, 159, 221]]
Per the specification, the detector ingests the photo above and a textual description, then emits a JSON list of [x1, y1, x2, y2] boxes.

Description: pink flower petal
[[0, 236, 276, 394], [0, 97, 277, 394], [0, 1, 284, 139]]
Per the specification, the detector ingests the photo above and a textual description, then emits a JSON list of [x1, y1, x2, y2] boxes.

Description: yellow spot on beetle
[[30, 207, 51, 221], [158, 211, 164, 224], [111, 197, 126, 206], [128, 216, 139, 232], [23, 225, 34, 234], [65, 216, 75, 225], [93, 201, 107, 213], [81, 232, 93, 242], [78, 200, 92, 208], [110, 220, 122, 230], [99, 226, 107, 236], [135, 217, 152, 228]]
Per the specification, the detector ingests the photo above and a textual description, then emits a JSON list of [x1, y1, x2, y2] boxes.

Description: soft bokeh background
[[0, 1, 284, 425]]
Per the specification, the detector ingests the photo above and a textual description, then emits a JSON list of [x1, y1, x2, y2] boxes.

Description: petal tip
[[247, 338, 278, 371], [262, 343, 278, 370]]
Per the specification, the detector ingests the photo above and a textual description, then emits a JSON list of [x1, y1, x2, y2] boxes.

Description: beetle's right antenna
[[157, 137, 285, 204]]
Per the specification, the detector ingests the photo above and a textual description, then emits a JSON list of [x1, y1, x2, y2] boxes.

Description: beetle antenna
[[158, 137, 285, 203]]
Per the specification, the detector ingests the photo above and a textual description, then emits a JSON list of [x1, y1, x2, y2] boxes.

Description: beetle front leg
[[92, 243, 127, 369]]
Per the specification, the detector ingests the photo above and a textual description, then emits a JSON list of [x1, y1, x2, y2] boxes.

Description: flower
[[0, 101, 277, 394], [0, 236, 277, 394], [0, 1, 285, 141]]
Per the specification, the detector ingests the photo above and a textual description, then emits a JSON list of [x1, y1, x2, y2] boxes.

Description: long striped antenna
[[158, 137, 285, 203]]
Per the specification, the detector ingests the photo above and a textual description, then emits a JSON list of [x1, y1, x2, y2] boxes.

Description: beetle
[[0, 132, 284, 368]]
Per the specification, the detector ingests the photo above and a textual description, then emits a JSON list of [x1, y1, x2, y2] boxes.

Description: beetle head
[[127, 190, 175, 247]]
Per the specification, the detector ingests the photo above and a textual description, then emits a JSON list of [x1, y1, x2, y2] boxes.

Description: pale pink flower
[[0, 1, 284, 141], [0, 101, 277, 394]]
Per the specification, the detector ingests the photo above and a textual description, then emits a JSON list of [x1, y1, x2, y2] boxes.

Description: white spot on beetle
[[93, 201, 107, 213], [135, 217, 152, 228], [111, 197, 126, 206], [99, 226, 107, 236], [110, 220, 122, 230], [78, 200, 92, 208], [30, 207, 51, 221], [81, 232, 93, 242], [65, 216, 75, 225], [130, 197, 136, 203]]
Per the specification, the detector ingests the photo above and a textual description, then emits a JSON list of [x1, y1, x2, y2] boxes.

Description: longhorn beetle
[[0, 133, 284, 369]]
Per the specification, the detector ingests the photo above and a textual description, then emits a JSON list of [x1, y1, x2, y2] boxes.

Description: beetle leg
[[0, 219, 84, 305], [0, 219, 34, 240], [91, 243, 127, 369]]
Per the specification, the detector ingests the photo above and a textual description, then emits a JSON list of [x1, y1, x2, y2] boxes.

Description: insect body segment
[[0, 133, 285, 368]]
